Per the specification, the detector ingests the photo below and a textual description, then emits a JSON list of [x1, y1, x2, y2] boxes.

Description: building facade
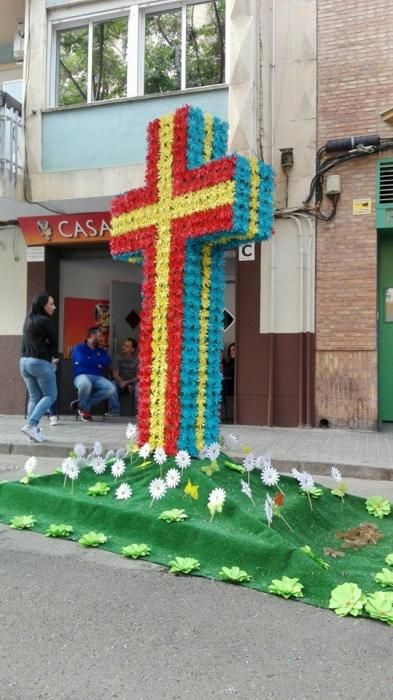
[[4, 0, 389, 433]]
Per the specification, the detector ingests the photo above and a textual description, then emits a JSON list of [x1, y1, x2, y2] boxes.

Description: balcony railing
[[0, 91, 23, 191]]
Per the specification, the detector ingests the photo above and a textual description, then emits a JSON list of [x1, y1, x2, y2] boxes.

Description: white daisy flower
[[139, 442, 152, 460], [111, 459, 126, 479], [298, 471, 314, 492], [241, 479, 253, 500], [165, 468, 181, 488], [243, 453, 256, 472], [126, 423, 137, 441], [264, 494, 273, 526], [105, 449, 115, 461], [73, 442, 86, 459], [153, 447, 167, 466], [226, 433, 239, 447], [291, 467, 302, 480], [254, 455, 264, 470], [208, 487, 226, 508], [206, 442, 221, 461], [175, 450, 191, 471], [115, 482, 132, 500], [24, 456, 38, 475], [261, 454, 272, 470], [198, 446, 209, 460], [66, 461, 80, 481], [91, 456, 106, 475], [93, 441, 103, 456], [261, 465, 280, 487], [115, 448, 127, 460], [61, 457, 76, 476], [331, 466, 342, 482], [149, 477, 167, 501]]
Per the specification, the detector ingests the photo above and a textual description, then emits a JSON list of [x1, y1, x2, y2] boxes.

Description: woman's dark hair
[[23, 292, 52, 342], [227, 342, 236, 359]]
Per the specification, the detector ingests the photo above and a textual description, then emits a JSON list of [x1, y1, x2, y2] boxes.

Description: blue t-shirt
[[72, 342, 111, 378]]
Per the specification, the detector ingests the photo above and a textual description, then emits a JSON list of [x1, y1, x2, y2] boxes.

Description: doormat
[[0, 450, 392, 625]]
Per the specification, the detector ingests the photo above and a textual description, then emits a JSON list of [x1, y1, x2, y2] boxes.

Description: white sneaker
[[49, 416, 59, 426], [21, 425, 47, 443]]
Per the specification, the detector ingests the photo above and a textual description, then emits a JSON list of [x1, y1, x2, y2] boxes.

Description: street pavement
[[0, 415, 392, 699]]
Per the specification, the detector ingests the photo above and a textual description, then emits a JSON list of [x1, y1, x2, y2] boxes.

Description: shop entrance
[[378, 234, 393, 421]]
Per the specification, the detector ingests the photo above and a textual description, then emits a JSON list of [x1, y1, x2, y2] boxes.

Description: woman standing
[[20, 292, 58, 443]]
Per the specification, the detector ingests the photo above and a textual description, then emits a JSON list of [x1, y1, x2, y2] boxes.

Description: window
[[52, 1, 225, 107], [56, 15, 128, 106], [144, 1, 226, 95]]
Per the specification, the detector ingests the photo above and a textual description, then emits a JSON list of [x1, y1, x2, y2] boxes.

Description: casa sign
[[18, 212, 111, 246]]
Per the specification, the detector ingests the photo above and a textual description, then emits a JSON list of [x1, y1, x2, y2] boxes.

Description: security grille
[[378, 161, 393, 204]]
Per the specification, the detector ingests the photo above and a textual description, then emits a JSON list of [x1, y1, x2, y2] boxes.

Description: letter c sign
[[238, 243, 255, 261]]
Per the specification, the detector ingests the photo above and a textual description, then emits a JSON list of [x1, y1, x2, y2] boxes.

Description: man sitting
[[106, 337, 139, 417], [71, 326, 116, 421]]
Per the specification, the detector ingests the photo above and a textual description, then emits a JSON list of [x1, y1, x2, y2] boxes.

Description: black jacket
[[21, 314, 58, 362]]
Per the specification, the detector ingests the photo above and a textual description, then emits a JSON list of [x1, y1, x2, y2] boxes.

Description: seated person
[[71, 326, 116, 421], [223, 342, 236, 397], [106, 337, 139, 417]]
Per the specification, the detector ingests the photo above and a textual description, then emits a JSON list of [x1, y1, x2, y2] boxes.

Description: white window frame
[[47, 0, 226, 107]]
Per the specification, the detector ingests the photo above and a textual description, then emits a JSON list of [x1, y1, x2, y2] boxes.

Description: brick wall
[[316, 0, 393, 428]]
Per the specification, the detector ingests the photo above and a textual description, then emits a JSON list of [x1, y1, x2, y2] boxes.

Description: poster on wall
[[63, 298, 110, 358]]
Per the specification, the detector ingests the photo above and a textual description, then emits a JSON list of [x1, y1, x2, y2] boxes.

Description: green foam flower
[[19, 474, 37, 485], [45, 524, 73, 538], [365, 591, 393, 625], [299, 486, 323, 499], [9, 515, 36, 530], [159, 509, 188, 523], [87, 482, 110, 497], [385, 553, 393, 566], [268, 576, 304, 599], [121, 543, 151, 559], [374, 568, 393, 588], [300, 545, 330, 570], [331, 482, 348, 499], [78, 531, 108, 547], [219, 566, 252, 583], [168, 557, 200, 574], [329, 582, 366, 617], [365, 496, 391, 519]]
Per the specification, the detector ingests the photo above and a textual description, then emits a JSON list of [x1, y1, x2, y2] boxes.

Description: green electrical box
[[376, 159, 393, 230]]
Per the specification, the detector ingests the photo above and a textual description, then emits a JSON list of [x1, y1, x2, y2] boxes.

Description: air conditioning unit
[[13, 20, 24, 62]]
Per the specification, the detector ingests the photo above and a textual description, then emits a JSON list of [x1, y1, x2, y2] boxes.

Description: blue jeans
[[73, 374, 116, 411], [108, 380, 139, 415], [20, 357, 57, 427]]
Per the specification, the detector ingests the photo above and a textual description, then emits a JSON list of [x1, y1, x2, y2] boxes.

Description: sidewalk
[[0, 414, 393, 481]]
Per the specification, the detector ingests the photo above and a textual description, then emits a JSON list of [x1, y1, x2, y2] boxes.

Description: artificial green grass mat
[[0, 454, 392, 618]]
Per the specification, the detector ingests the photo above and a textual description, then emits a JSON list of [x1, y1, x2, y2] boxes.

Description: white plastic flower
[[264, 494, 273, 526], [93, 441, 103, 456], [331, 466, 342, 482], [261, 454, 272, 469], [254, 455, 264, 470], [139, 442, 152, 460], [198, 446, 209, 460], [66, 461, 80, 481], [206, 442, 221, 460], [165, 468, 181, 488], [175, 450, 191, 471], [73, 442, 86, 459], [208, 487, 226, 508], [126, 423, 137, 441], [105, 449, 115, 461], [241, 479, 253, 500], [261, 465, 280, 487], [111, 459, 126, 479], [298, 471, 314, 492], [115, 482, 132, 500], [61, 457, 76, 476], [115, 448, 127, 460], [91, 456, 106, 476], [153, 447, 167, 466], [149, 478, 167, 501], [226, 433, 239, 447], [291, 467, 302, 480], [243, 453, 255, 472], [24, 456, 38, 475]]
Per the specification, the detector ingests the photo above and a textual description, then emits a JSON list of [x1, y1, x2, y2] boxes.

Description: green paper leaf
[[78, 531, 108, 547], [19, 474, 37, 485], [374, 568, 393, 588], [224, 460, 245, 474], [219, 566, 252, 583], [121, 543, 151, 559], [385, 553, 393, 566], [45, 523, 74, 538], [300, 545, 330, 570], [268, 576, 304, 599], [201, 461, 220, 477], [9, 515, 36, 530], [168, 557, 200, 574], [158, 509, 188, 523], [301, 486, 323, 499], [329, 582, 366, 617], [365, 496, 391, 519], [87, 482, 110, 497], [365, 591, 393, 625]]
